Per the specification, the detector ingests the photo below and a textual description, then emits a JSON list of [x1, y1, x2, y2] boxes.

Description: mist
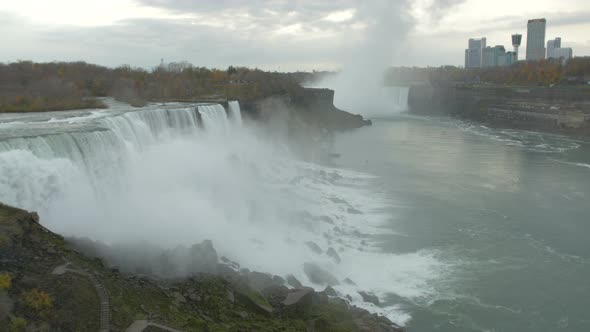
[[0, 101, 443, 324], [312, 0, 413, 117]]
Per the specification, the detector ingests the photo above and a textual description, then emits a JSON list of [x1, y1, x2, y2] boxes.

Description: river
[[333, 114, 590, 331], [1, 102, 589, 331]]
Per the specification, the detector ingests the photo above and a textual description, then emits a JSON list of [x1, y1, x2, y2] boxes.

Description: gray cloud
[[1, 1, 588, 69]]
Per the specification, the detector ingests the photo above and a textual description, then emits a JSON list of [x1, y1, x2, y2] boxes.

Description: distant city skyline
[[0, 0, 589, 70], [465, 17, 578, 68]]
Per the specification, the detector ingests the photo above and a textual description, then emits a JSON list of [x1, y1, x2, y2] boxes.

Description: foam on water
[[455, 122, 582, 153], [0, 101, 446, 325]]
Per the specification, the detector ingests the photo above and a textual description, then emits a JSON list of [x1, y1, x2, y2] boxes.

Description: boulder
[[305, 241, 323, 254], [286, 275, 303, 288], [281, 287, 315, 318], [326, 247, 341, 264], [262, 285, 289, 308], [323, 286, 338, 297], [234, 287, 273, 317], [303, 263, 339, 286], [247, 271, 275, 291], [272, 275, 286, 285], [347, 207, 363, 215], [172, 292, 186, 305], [220, 256, 240, 270], [358, 291, 380, 306], [343, 278, 357, 286], [186, 240, 218, 274]]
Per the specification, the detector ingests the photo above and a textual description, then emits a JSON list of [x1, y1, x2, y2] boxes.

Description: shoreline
[[407, 84, 590, 137]]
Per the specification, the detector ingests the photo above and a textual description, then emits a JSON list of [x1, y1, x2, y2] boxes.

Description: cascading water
[[380, 86, 409, 112], [228, 101, 243, 127], [0, 100, 443, 325]]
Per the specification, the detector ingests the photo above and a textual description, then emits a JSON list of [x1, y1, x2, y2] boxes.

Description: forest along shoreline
[[0, 203, 405, 331]]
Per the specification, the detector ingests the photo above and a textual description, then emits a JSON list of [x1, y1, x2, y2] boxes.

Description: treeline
[[385, 57, 590, 87], [0, 61, 314, 112]]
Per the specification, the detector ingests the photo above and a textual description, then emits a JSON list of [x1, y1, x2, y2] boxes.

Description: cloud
[[1, 1, 589, 69]]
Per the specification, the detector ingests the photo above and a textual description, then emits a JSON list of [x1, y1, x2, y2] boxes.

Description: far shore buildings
[[547, 37, 573, 63], [465, 38, 487, 68], [464, 18, 575, 67], [526, 18, 546, 61]]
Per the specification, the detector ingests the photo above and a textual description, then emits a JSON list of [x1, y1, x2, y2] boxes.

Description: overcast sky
[[1, 0, 588, 71]]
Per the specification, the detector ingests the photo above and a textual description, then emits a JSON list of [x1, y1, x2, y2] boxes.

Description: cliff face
[[408, 84, 590, 135], [241, 88, 371, 131]]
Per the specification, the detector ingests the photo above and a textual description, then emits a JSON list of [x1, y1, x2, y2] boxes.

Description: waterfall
[[228, 101, 243, 127], [0, 103, 236, 211], [385, 86, 409, 112], [198, 104, 231, 134]]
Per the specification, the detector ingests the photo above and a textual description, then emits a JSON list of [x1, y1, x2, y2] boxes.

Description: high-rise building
[[547, 37, 561, 58], [482, 45, 506, 67], [553, 48, 573, 63], [505, 52, 517, 66], [465, 38, 486, 68], [512, 34, 522, 61], [526, 18, 546, 61], [546, 37, 573, 63]]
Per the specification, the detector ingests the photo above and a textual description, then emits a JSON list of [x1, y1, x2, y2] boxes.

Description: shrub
[[23, 288, 53, 312], [0, 273, 11, 289], [9, 317, 27, 332]]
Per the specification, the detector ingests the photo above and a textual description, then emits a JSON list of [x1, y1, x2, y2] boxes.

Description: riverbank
[[407, 84, 590, 136], [0, 203, 404, 331]]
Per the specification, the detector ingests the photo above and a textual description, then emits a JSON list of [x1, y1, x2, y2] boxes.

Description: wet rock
[[247, 271, 275, 291], [272, 275, 285, 285], [343, 278, 357, 286], [226, 290, 235, 304], [263, 285, 289, 308], [323, 286, 338, 297], [172, 292, 186, 305], [346, 294, 353, 302], [220, 256, 240, 270], [347, 207, 363, 214], [286, 275, 303, 288], [235, 288, 273, 317], [351, 306, 371, 318], [186, 240, 218, 274], [358, 291, 380, 306], [187, 288, 201, 302], [217, 263, 239, 279], [318, 216, 334, 224], [329, 197, 348, 204], [281, 287, 315, 317], [303, 263, 339, 286], [326, 247, 341, 264], [305, 241, 323, 254], [30, 212, 40, 223]]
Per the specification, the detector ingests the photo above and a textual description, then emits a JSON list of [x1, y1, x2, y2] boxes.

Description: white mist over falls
[[0, 101, 444, 325]]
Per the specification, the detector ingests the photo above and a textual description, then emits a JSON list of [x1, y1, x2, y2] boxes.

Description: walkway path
[[52, 263, 110, 332]]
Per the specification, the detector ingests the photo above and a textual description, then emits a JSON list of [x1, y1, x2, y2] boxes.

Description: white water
[[0, 101, 444, 325], [228, 101, 243, 127]]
